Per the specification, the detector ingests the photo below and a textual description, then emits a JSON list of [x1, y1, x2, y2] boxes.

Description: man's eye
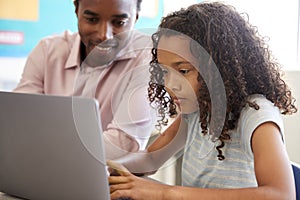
[[113, 19, 128, 27], [86, 17, 98, 23]]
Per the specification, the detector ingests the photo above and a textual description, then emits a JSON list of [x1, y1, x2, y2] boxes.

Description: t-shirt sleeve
[[238, 95, 285, 160]]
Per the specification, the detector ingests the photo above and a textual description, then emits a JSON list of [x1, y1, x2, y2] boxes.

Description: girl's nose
[[165, 70, 181, 93]]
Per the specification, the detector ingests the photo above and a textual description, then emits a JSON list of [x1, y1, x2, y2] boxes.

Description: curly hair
[[73, 0, 143, 12], [148, 2, 297, 160]]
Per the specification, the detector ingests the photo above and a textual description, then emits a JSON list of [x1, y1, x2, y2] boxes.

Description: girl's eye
[[179, 69, 190, 74]]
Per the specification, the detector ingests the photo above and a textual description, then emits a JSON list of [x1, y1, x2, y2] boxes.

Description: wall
[[283, 70, 300, 164]]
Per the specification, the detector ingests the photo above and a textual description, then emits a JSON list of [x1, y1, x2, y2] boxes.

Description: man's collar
[[65, 33, 81, 69]]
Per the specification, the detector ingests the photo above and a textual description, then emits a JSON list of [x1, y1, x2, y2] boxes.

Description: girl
[[109, 2, 298, 200]]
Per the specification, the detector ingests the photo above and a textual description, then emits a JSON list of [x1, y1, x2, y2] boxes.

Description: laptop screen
[[0, 91, 110, 200]]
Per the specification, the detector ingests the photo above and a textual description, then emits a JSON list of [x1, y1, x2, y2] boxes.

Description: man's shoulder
[[35, 30, 80, 59], [39, 30, 79, 46], [27, 30, 80, 68]]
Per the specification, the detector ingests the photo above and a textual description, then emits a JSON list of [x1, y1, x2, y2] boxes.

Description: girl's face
[[157, 35, 201, 114]]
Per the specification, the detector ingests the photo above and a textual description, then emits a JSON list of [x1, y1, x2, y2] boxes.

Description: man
[[14, 0, 155, 159]]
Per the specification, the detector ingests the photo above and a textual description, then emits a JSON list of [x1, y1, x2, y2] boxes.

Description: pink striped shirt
[[14, 30, 156, 159]]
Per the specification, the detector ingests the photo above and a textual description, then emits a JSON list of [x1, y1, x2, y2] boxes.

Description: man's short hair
[[74, 0, 143, 12]]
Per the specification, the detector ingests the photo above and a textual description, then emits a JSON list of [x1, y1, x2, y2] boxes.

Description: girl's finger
[[107, 160, 130, 176], [111, 189, 132, 200], [108, 175, 130, 184], [109, 182, 132, 193]]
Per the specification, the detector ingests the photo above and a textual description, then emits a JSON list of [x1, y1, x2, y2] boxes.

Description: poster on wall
[[0, 0, 77, 57], [0, 0, 38, 49]]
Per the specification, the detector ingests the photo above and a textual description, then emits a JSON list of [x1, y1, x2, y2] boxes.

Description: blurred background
[[0, 0, 299, 185]]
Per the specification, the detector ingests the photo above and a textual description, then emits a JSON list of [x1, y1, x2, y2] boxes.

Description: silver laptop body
[[0, 91, 110, 200]]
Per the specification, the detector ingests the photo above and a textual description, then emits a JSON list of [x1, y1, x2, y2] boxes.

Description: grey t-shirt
[[182, 94, 284, 188]]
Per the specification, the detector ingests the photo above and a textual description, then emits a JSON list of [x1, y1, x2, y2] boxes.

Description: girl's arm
[[110, 115, 188, 175], [161, 122, 295, 200], [109, 121, 296, 200], [147, 115, 182, 152]]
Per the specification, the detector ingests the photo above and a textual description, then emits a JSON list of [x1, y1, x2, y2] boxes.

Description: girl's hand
[[107, 160, 170, 200]]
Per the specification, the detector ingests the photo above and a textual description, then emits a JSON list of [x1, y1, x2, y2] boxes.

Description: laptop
[[0, 91, 110, 200]]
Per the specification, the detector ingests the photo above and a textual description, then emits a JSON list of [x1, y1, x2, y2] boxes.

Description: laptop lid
[[0, 91, 110, 200]]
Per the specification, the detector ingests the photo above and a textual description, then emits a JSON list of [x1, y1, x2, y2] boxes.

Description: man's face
[[75, 0, 138, 66]]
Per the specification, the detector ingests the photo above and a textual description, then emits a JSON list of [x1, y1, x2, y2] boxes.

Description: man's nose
[[96, 22, 113, 41]]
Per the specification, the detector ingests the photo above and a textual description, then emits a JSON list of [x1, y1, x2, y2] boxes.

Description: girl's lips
[[172, 97, 184, 105], [173, 99, 180, 105]]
